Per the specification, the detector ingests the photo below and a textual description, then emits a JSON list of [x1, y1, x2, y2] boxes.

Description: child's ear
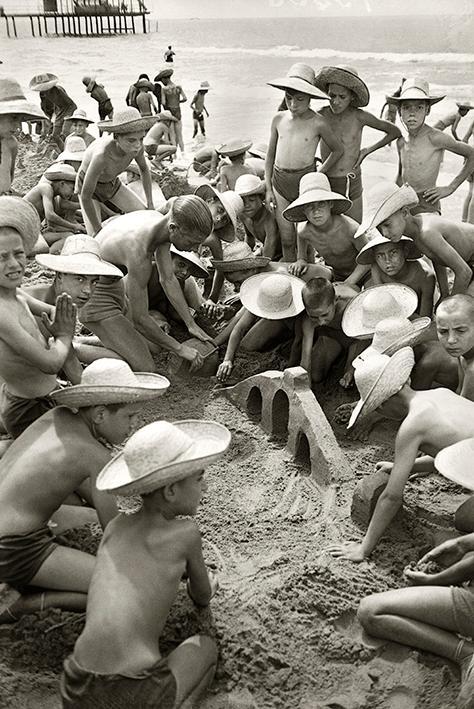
[[426, 104, 431, 116], [162, 482, 177, 502], [90, 404, 106, 424]]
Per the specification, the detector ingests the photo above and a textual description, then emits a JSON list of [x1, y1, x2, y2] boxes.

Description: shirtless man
[[234, 174, 280, 259], [315, 65, 401, 222], [266, 63, 343, 261], [0, 358, 169, 623], [156, 66, 187, 154]]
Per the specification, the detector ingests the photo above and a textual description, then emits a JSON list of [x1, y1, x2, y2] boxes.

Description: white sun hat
[[435, 438, 474, 491], [55, 136, 87, 163], [352, 315, 432, 367], [354, 183, 419, 240], [268, 63, 328, 100], [240, 272, 304, 320], [342, 284, 418, 340], [36, 235, 124, 278], [356, 231, 422, 265], [386, 77, 445, 106], [283, 172, 352, 222], [194, 184, 244, 243], [234, 174, 265, 197]]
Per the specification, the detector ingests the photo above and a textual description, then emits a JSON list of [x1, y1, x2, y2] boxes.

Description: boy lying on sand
[[61, 418, 231, 709], [0, 358, 169, 624]]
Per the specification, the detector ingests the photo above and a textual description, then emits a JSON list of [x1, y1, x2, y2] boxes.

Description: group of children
[[2, 58, 474, 706]]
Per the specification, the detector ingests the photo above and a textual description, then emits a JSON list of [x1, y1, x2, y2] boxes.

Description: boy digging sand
[[61, 418, 231, 709]]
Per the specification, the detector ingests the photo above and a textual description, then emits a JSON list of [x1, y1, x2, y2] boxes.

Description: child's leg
[[273, 188, 296, 261], [463, 175, 474, 223], [192, 118, 198, 138], [241, 319, 289, 352], [81, 314, 156, 372], [0, 590, 87, 624], [174, 120, 185, 153], [78, 196, 102, 237], [108, 183, 147, 213], [167, 634, 218, 709], [199, 115, 206, 136], [310, 335, 342, 384], [31, 544, 95, 593]]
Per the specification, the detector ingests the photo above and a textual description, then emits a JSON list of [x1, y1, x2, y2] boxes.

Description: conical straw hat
[[0, 195, 40, 256], [0, 77, 46, 121], [354, 182, 419, 240], [356, 231, 422, 264], [352, 315, 432, 366]]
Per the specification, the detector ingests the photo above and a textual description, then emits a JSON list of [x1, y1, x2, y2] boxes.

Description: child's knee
[[455, 496, 474, 533], [357, 594, 383, 631]]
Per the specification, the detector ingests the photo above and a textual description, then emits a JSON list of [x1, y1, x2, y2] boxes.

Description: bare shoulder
[[339, 214, 359, 236], [169, 518, 202, 551], [404, 396, 437, 433], [317, 106, 331, 119]]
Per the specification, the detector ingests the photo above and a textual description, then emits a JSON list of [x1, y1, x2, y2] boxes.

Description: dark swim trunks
[[0, 384, 54, 439], [61, 655, 176, 709], [76, 170, 122, 204], [272, 162, 316, 202], [411, 191, 441, 216], [192, 110, 204, 122], [0, 526, 57, 589], [328, 171, 363, 201]]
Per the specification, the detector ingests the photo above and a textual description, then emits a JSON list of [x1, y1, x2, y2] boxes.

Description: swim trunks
[[411, 191, 441, 216], [452, 584, 474, 638], [327, 171, 363, 201], [192, 110, 204, 122], [0, 526, 57, 589], [61, 655, 176, 709], [79, 277, 127, 324], [98, 99, 114, 121], [76, 170, 122, 204], [272, 163, 316, 203], [0, 384, 54, 439]]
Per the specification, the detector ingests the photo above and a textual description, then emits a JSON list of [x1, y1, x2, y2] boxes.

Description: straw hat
[[314, 65, 370, 107], [199, 81, 211, 90], [98, 107, 158, 134], [342, 284, 418, 339], [268, 63, 327, 100], [82, 76, 96, 92], [435, 438, 474, 491], [169, 244, 208, 279], [456, 101, 474, 111], [55, 136, 87, 163], [50, 358, 170, 408], [386, 78, 445, 106], [240, 272, 304, 320], [348, 347, 415, 428], [66, 108, 94, 124], [136, 78, 154, 91], [354, 182, 419, 239], [211, 240, 270, 272], [282, 172, 352, 222], [352, 315, 432, 365], [29, 72, 59, 92], [356, 231, 422, 265], [0, 195, 40, 256], [194, 184, 243, 243], [43, 163, 77, 182], [247, 143, 267, 160], [36, 235, 124, 278], [217, 139, 253, 158], [0, 77, 46, 121], [157, 110, 177, 122], [234, 174, 265, 197], [154, 67, 174, 82]]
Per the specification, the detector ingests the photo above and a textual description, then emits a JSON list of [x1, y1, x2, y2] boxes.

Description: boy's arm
[[77, 154, 105, 236], [19, 290, 55, 318], [463, 119, 474, 143], [42, 187, 84, 232], [178, 85, 187, 103], [135, 149, 154, 209], [185, 523, 213, 606], [288, 314, 303, 366], [424, 132, 474, 202], [370, 264, 383, 285], [190, 94, 197, 110], [451, 114, 461, 141], [299, 316, 316, 377], [88, 452, 119, 529], [288, 227, 309, 276], [340, 339, 366, 389], [219, 167, 229, 192], [433, 261, 450, 299], [395, 137, 404, 186], [425, 228, 472, 295], [262, 215, 280, 259], [217, 309, 256, 381], [265, 115, 279, 211], [317, 117, 344, 175], [418, 270, 436, 318], [344, 263, 370, 286], [459, 361, 474, 401], [353, 112, 402, 169]]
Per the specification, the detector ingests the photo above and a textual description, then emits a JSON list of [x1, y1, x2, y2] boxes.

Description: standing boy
[[135, 79, 158, 118], [82, 76, 114, 122], [29, 73, 76, 151], [156, 66, 187, 155], [217, 139, 256, 191], [191, 81, 210, 139]]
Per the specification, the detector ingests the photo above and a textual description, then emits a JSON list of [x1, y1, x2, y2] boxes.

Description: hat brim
[[456, 102, 474, 110], [56, 150, 85, 163], [267, 77, 327, 100], [356, 235, 422, 265], [30, 79, 58, 92], [96, 419, 231, 495], [154, 70, 174, 81], [348, 347, 415, 428], [50, 373, 170, 408], [98, 116, 159, 134], [65, 115, 94, 124], [217, 141, 253, 157], [283, 189, 352, 222], [342, 284, 418, 339], [0, 196, 41, 256], [44, 170, 76, 182], [386, 92, 445, 106], [435, 438, 474, 491], [211, 256, 270, 273], [354, 185, 419, 239], [381, 317, 432, 356], [169, 245, 208, 279], [314, 67, 370, 107], [35, 253, 124, 278], [157, 112, 178, 122], [0, 101, 46, 121], [247, 148, 266, 160], [236, 184, 265, 197], [240, 272, 305, 320], [194, 185, 238, 243]]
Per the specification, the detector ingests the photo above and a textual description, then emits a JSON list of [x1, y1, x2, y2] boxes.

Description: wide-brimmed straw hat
[[386, 78, 445, 106], [268, 63, 327, 100], [247, 142, 267, 160], [348, 347, 415, 428], [44, 163, 77, 182], [157, 110, 177, 122], [240, 272, 304, 320], [314, 65, 370, 107], [29, 72, 59, 92], [194, 184, 243, 243], [136, 78, 154, 90], [199, 81, 211, 90], [353, 315, 432, 365], [356, 231, 422, 265], [36, 235, 124, 278], [342, 283, 418, 339], [456, 101, 474, 110], [55, 136, 87, 163], [435, 438, 474, 491], [283, 172, 352, 222], [217, 139, 253, 158], [0, 77, 46, 121], [0, 195, 40, 256], [98, 107, 158, 134], [354, 182, 419, 239], [154, 67, 174, 82], [96, 419, 231, 495], [234, 174, 265, 197], [66, 108, 94, 124], [169, 244, 208, 279], [50, 358, 169, 408], [211, 240, 270, 272]]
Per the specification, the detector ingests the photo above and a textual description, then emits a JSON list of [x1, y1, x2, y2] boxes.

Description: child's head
[[44, 163, 77, 198], [302, 278, 337, 327], [283, 172, 351, 225], [0, 226, 27, 290], [0, 78, 46, 136], [284, 89, 311, 115], [99, 108, 155, 155], [303, 200, 333, 228], [457, 102, 473, 117], [314, 66, 370, 110], [234, 174, 265, 219], [54, 272, 99, 306], [136, 78, 152, 94], [386, 78, 444, 131], [211, 240, 269, 290], [169, 244, 208, 282], [194, 185, 243, 242], [436, 294, 474, 358], [0, 195, 40, 264], [354, 182, 418, 242], [327, 83, 355, 114], [217, 139, 252, 165], [168, 195, 213, 251], [356, 230, 421, 276], [0, 114, 21, 138], [399, 100, 430, 131]]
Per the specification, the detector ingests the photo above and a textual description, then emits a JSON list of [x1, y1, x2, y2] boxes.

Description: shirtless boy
[[434, 101, 473, 141], [235, 174, 280, 258], [61, 418, 230, 709], [143, 110, 177, 167], [314, 65, 401, 222], [191, 81, 210, 138], [386, 78, 474, 214], [30, 73, 76, 151], [217, 139, 256, 192], [76, 107, 157, 236], [0, 358, 169, 623], [286, 172, 369, 285], [155, 66, 187, 155], [82, 76, 114, 122], [65, 108, 95, 147], [135, 79, 158, 118], [266, 63, 343, 261]]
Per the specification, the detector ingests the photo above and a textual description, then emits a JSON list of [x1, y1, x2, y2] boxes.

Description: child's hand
[[188, 322, 213, 343], [179, 344, 204, 372], [288, 260, 308, 277], [339, 370, 354, 389], [423, 185, 453, 203], [43, 294, 76, 338], [419, 537, 469, 569], [200, 300, 222, 319], [353, 148, 369, 171], [375, 461, 393, 475], [217, 360, 233, 382], [265, 188, 276, 213]]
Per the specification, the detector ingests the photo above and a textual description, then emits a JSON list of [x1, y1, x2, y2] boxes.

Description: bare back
[[419, 214, 474, 264], [412, 388, 474, 457], [95, 210, 168, 270]]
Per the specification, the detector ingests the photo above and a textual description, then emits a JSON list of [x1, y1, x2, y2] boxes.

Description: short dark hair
[[302, 278, 335, 309], [171, 195, 213, 239], [436, 293, 474, 318]]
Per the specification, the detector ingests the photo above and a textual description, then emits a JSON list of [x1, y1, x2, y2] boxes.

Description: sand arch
[[246, 386, 263, 420]]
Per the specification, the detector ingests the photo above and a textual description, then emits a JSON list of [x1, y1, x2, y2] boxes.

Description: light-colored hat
[[356, 231, 422, 265], [0, 195, 40, 256], [386, 78, 445, 106], [348, 347, 415, 428], [314, 65, 370, 108], [157, 110, 177, 122], [199, 81, 210, 90], [55, 136, 87, 163], [96, 419, 231, 495], [353, 315, 432, 364], [29, 72, 59, 92], [342, 284, 418, 340], [247, 143, 267, 160], [98, 107, 158, 134], [217, 139, 253, 158], [194, 184, 243, 243], [211, 240, 270, 272], [169, 244, 208, 279], [0, 77, 46, 121], [66, 108, 94, 124], [456, 101, 474, 110], [50, 358, 169, 408], [154, 67, 174, 82], [136, 78, 154, 90], [283, 172, 352, 222], [234, 174, 265, 197], [435, 438, 474, 491], [268, 63, 327, 100], [354, 182, 419, 239], [240, 272, 304, 320], [36, 235, 124, 278], [44, 163, 77, 182]]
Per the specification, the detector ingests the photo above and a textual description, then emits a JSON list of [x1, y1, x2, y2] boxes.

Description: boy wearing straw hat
[[0, 359, 169, 624], [65, 108, 95, 147], [266, 63, 343, 261], [61, 418, 230, 709], [143, 110, 178, 168], [190, 81, 210, 139], [386, 78, 474, 215], [235, 174, 280, 259], [156, 66, 187, 155], [314, 65, 401, 222], [135, 79, 159, 118], [29, 73, 76, 152], [217, 139, 256, 192], [82, 76, 114, 123]]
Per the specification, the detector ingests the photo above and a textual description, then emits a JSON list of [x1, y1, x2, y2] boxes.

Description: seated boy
[[356, 230, 435, 317], [217, 139, 256, 191], [65, 108, 95, 147], [61, 417, 230, 709], [143, 110, 177, 167], [286, 172, 369, 285], [234, 174, 280, 259], [0, 358, 169, 623]]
